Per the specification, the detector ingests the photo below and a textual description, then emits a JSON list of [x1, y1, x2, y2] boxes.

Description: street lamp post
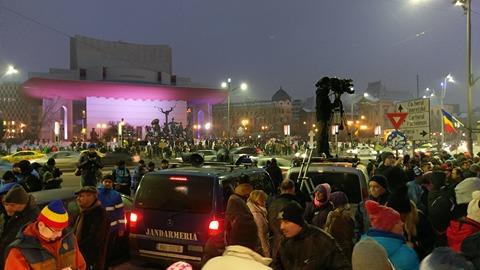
[[440, 74, 454, 146], [221, 78, 247, 139], [455, 0, 476, 155]]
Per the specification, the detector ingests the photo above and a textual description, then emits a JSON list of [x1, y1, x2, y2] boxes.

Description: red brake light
[[130, 212, 138, 223], [170, 176, 188, 181], [209, 220, 219, 230], [208, 219, 222, 236]]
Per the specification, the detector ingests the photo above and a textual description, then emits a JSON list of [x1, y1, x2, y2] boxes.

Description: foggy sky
[[0, 0, 478, 110]]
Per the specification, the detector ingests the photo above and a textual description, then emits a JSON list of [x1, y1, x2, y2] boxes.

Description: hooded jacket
[[365, 229, 419, 270], [0, 195, 39, 267], [247, 202, 270, 257], [202, 245, 272, 270], [446, 217, 480, 252], [73, 199, 108, 270]]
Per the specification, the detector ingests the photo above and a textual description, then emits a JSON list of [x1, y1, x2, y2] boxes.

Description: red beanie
[[365, 200, 401, 232]]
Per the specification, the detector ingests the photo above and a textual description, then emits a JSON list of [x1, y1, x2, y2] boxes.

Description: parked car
[[30, 151, 80, 170], [1, 151, 46, 164], [254, 156, 291, 176], [229, 146, 260, 163], [102, 151, 134, 166], [197, 150, 217, 162]]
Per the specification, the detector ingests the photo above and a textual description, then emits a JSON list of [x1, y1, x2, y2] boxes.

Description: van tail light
[[130, 212, 139, 229], [208, 218, 222, 236]]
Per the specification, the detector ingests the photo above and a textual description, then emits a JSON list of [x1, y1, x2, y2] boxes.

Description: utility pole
[[416, 74, 420, 98], [466, 0, 474, 155]]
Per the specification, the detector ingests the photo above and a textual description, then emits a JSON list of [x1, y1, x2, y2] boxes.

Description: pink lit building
[[20, 35, 226, 141]]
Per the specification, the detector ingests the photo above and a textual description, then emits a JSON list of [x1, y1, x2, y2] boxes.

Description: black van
[[128, 165, 274, 267]]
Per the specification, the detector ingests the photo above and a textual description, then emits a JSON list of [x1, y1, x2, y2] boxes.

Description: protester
[[112, 160, 131, 195], [273, 201, 351, 270], [168, 261, 193, 270], [13, 160, 41, 192], [363, 200, 419, 270], [266, 158, 283, 191], [447, 190, 480, 252], [147, 161, 156, 172], [160, 159, 169, 169], [324, 191, 355, 260], [225, 175, 257, 247], [304, 183, 333, 228], [267, 179, 301, 259], [352, 237, 394, 270], [4, 200, 86, 269], [247, 190, 270, 257], [448, 167, 464, 187], [453, 177, 480, 220], [98, 175, 126, 267], [73, 186, 108, 270], [420, 247, 474, 270], [375, 152, 396, 175], [427, 171, 456, 243], [368, 175, 390, 205], [0, 185, 39, 268], [40, 158, 63, 189], [77, 143, 103, 187], [202, 217, 272, 270]]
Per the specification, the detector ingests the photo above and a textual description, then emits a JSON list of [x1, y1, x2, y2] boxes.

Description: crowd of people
[[197, 150, 480, 269]]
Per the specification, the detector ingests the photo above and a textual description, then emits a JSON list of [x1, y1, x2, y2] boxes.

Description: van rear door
[[130, 174, 218, 264]]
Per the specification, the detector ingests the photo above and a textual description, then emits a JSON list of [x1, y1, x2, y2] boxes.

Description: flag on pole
[[441, 109, 463, 133]]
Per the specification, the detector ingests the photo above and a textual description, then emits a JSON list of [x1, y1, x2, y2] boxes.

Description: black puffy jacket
[[273, 224, 352, 270]]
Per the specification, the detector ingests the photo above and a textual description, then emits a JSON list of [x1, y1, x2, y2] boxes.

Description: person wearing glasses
[[4, 200, 86, 269]]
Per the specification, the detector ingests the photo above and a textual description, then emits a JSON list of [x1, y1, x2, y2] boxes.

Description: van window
[[289, 172, 362, 203], [136, 175, 214, 213]]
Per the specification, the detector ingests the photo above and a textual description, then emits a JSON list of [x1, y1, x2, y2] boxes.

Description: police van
[[128, 164, 275, 267]]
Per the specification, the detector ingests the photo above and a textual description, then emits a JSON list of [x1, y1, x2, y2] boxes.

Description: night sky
[[0, 0, 478, 109]]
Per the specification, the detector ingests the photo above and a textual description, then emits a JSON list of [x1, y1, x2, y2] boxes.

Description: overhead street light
[[221, 78, 248, 139], [5, 65, 18, 76]]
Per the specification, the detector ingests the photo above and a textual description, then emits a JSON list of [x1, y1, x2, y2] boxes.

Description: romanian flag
[[441, 109, 463, 133]]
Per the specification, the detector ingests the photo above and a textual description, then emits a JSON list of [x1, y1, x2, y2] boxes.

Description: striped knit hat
[[37, 200, 69, 230]]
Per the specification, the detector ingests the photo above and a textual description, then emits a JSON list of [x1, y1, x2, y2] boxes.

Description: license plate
[[156, 243, 184, 253]]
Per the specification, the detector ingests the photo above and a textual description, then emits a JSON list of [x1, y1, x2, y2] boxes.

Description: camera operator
[[77, 144, 104, 187], [40, 158, 63, 189]]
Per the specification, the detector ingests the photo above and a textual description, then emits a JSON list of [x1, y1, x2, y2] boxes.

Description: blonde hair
[[401, 201, 419, 242], [248, 190, 268, 206]]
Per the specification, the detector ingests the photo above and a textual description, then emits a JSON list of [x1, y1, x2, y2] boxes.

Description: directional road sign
[[397, 98, 430, 141]]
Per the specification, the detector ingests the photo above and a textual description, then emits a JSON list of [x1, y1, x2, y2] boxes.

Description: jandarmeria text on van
[[146, 228, 199, 241]]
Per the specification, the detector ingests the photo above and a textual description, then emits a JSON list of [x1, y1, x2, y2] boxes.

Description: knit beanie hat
[[383, 166, 409, 192], [3, 185, 29, 204], [352, 237, 393, 270], [166, 261, 192, 270], [365, 200, 401, 232], [37, 200, 69, 230], [278, 201, 305, 227], [455, 177, 480, 204], [314, 183, 331, 202], [370, 175, 388, 190], [234, 183, 253, 198], [330, 191, 348, 209], [387, 186, 412, 214], [467, 191, 480, 223], [227, 216, 259, 250]]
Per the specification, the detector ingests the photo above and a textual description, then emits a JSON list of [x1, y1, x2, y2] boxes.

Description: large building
[[21, 35, 226, 141], [212, 87, 295, 137]]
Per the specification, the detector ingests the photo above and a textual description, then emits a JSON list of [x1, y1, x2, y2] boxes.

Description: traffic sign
[[397, 98, 430, 141], [386, 112, 408, 130], [387, 130, 408, 150]]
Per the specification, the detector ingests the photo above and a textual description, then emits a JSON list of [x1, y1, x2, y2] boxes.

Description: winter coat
[[461, 231, 480, 270], [447, 217, 480, 252], [97, 187, 126, 234], [0, 195, 38, 267], [324, 207, 355, 260], [266, 165, 283, 191], [77, 153, 103, 186], [369, 193, 389, 206], [273, 224, 352, 270], [410, 210, 435, 260], [73, 200, 108, 270], [267, 193, 301, 259], [304, 200, 333, 228], [427, 186, 456, 233], [225, 194, 257, 246], [202, 245, 272, 270], [247, 202, 270, 257], [4, 222, 86, 270], [364, 229, 419, 270]]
